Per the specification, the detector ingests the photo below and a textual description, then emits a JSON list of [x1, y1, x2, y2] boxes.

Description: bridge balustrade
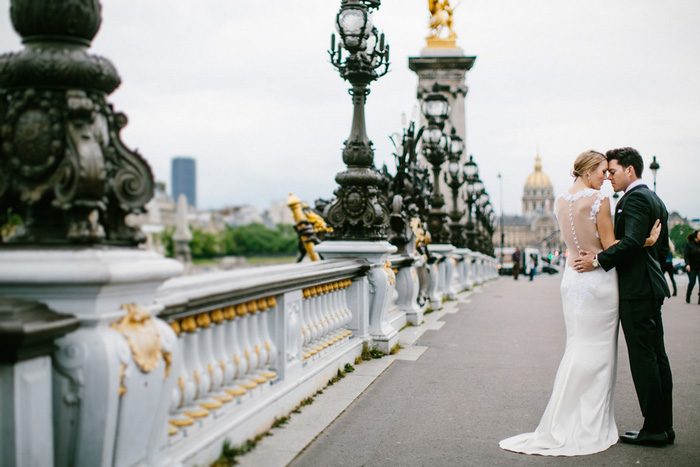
[[151, 258, 368, 465]]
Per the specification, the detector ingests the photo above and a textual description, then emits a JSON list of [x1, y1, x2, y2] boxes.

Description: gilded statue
[[428, 0, 459, 40]]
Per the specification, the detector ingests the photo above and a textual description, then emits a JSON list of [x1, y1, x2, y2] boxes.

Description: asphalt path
[[289, 272, 700, 467]]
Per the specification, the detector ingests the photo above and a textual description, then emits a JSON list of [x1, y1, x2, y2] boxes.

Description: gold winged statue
[[428, 0, 459, 42]]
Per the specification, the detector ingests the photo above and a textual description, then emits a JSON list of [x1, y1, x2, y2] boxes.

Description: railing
[[139, 249, 496, 466], [153, 258, 369, 465], [1, 245, 498, 467]]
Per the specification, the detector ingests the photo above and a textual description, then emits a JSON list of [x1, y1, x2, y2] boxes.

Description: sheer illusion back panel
[[555, 189, 606, 265]]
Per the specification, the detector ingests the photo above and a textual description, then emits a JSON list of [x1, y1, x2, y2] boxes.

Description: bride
[[499, 150, 660, 456]]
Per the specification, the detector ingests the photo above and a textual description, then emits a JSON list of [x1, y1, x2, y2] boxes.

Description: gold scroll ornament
[[111, 304, 172, 380]]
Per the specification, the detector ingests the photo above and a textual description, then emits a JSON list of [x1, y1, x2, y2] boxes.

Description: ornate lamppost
[[463, 155, 482, 250], [420, 85, 452, 244], [444, 128, 467, 247], [324, 0, 391, 240], [649, 155, 660, 193], [473, 191, 489, 252], [0, 0, 153, 245]]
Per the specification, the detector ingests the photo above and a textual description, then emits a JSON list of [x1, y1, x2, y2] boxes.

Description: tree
[[190, 229, 221, 258], [669, 223, 695, 255]]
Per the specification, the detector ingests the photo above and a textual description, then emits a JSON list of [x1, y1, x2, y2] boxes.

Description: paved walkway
[[239, 273, 700, 467]]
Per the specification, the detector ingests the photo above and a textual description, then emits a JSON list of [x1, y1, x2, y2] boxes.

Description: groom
[[576, 147, 673, 447]]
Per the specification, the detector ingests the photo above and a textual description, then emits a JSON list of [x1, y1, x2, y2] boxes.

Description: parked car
[[673, 257, 686, 275], [541, 263, 559, 275]]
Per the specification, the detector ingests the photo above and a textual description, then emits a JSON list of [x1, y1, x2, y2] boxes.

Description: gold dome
[[524, 155, 552, 188]]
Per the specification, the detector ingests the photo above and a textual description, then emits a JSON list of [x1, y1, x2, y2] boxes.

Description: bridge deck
[[239, 273, 700, 467]]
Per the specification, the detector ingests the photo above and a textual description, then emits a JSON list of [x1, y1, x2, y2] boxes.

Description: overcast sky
[[1, 0, 699, 219]]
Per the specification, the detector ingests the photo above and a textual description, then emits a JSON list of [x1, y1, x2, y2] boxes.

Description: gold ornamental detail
[[111, 303, 171, 376], [426, 0, 459, 49], [382, 261, 396, 286]]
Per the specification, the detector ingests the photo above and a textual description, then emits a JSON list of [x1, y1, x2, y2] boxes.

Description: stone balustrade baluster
[[340, 280, 353, 334], [332, 283, 347, 341], [245, 300, 268, 386], [313, 286, 331, 352], [193, 313, 227, 414], [308, 287, 324, 355], [257, 297, 278, 381], [234, 303, 259, 391], [328, 282, 343, 342], [168, 320, 198, 434], [208, 309, 236, 405], [252, 299, 270, 374], [221, 306, 247, 400], [178, 317, 217, 424], [318, 284, 333, 348], [300, 288, 314, 360]]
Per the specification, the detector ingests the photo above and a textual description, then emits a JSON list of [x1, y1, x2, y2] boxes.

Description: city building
[[171, 156, 197, 208], [493, 155, 563, 256]]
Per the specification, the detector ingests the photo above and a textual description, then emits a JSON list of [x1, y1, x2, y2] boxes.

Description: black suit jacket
[[598, 184, 670, 300]]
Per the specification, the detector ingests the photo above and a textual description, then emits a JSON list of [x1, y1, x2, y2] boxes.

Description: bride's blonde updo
[[571, 150, 605, 179]]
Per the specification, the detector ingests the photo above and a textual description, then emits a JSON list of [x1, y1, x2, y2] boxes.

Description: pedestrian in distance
[[684, 230, 700, 304], [662, 240, 677, 297], [529, 254, 538, 281], [512, 247, 521, 280]]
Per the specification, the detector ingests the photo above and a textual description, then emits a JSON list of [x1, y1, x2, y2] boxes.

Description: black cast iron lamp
[[421, 91, 450, 127], [450, 134, 464, 158], [448, 160, 460, 180], [473, 179, 484, 195], [649, 155, 660, 192], [463, 154, 478, 181], [336, 4, 371, 50]]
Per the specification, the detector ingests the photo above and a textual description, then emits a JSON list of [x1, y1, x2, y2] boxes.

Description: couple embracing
[[500, 147, 673, 456]]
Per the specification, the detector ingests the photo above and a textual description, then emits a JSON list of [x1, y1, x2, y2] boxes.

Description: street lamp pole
[[649, 155, 660, 193], [445, 128, 466, 248], [498, 172, 504, 265], [420, 85, 452, 245], [325, 0, 391, 240]]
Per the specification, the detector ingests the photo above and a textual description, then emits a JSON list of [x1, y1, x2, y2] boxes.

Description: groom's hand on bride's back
[[573, 250, 597, 273]]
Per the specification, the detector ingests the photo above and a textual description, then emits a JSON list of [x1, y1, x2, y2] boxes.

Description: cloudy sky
[[1, 0, 699, 219]]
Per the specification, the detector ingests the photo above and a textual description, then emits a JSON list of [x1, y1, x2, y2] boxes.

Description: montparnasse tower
[[522, 155, 555, 214]]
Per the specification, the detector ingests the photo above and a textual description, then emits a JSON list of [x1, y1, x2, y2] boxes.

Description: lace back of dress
[[555, 189, 605, 265]]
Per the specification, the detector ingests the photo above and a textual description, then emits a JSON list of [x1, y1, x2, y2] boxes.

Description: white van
[[495, 247, 517, 275]]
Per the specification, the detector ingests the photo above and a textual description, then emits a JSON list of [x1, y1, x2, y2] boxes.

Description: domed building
[[522, 155, 555, 214], [493, 155, 564, 260]]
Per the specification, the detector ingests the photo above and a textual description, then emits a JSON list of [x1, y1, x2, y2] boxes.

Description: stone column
[[409, 50, 476, 212], [0, 297, 79, 467]]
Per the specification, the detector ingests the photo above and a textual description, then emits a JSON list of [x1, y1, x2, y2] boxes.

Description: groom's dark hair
[[606, 147, 644, 178]]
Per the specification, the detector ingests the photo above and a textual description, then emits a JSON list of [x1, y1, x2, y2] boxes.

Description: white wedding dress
[[500, 188, 619, 456]]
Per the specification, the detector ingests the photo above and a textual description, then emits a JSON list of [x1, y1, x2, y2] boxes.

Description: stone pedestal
[[0, 297, 79, 467], [454, 248, 473, 291], [393, 254, 424, 325], [316, 241, 398, 354], [429, 243, 457, 302], [0, 247, 183, 467]]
